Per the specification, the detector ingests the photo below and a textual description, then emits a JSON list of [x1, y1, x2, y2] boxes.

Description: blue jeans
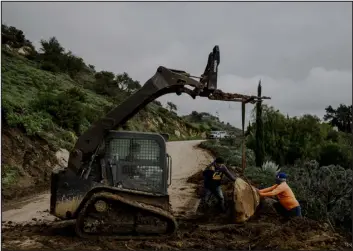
[[289, 206, 302, 217], [274, 202, 302, 218], [202, 186, 226, 212]]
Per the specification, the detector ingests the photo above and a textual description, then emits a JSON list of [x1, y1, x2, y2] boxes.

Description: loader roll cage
[[69, 45, 270, 177]]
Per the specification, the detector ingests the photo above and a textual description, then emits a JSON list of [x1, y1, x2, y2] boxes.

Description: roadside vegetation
[[200, 99, 352, 235]]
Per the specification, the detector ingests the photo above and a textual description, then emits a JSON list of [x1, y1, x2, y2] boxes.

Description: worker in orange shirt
[[258, 172, 302, 218]]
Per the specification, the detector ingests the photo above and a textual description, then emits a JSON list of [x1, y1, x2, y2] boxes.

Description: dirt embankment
[[1, 125, 58, 203]]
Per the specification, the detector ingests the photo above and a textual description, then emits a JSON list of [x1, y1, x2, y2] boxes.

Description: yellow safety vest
[[212, 170, 223, 180]]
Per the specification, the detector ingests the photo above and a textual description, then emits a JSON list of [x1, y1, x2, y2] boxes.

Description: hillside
[[0, 25, 212, 200], [1, 48, 205, 147], [182, 111, 242, 136]]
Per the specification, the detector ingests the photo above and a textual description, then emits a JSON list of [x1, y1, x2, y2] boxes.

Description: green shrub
[[319, 142, 352, 169], [219, 137, 240, 147], [283, 161, 352, 232], [33, 87, 87, 134], [326, 130, 340, 142], [40, 61, 59, 73], [2, 164, 20, 187], [198, 123, 209, 132], [6, 111, 54, 136], [58, 130, 77, 148], [83, 105, 105, 124], [200, 140, 255, 167], [244, 160, 352, 233], [24, 51, 38, 61], [244, 166, 276, 188], [91, 82, 121, 96]]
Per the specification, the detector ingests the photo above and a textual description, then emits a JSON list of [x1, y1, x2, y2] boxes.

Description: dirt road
[[167, 140, 213, 217], [2, 140, 212, 224]]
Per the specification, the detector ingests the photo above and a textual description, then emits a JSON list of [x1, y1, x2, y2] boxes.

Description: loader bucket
[[232, 178, 260, 223]]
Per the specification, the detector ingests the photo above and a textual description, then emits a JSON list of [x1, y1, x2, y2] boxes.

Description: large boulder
[[17, 46, 32, 56], [232, 177, 261, 223]]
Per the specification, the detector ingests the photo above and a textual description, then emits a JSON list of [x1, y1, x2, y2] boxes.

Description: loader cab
[[102, 131, 171, 196]]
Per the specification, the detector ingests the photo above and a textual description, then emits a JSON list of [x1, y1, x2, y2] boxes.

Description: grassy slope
[[1, 48, 204, 146], [182, 113, 242, 136], [1, 48, 204, 200]]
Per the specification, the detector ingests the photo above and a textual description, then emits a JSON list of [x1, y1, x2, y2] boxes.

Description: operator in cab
[[125, 142, 141, 162], [202, 157, 237, 213], [123, 142, 142, 178], [258, 172, 302, 218]]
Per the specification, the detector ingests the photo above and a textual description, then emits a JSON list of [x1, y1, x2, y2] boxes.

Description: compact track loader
[[50, 46, 269, 239]]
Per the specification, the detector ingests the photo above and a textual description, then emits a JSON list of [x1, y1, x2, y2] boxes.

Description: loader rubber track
[[75, 192, 178, 240]]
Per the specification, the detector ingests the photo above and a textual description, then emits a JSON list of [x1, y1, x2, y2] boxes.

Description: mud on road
[[2, 140, 213, 249], [2, 140, 351, 250], [2, 210, 349, 250]]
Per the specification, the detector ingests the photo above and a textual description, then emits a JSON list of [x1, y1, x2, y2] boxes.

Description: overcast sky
[[2, 2, 352, 128]]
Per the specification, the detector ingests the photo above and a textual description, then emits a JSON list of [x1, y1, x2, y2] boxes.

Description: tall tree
[[40, 37, 64, 56], [167, 102, 177, 112], [115, 72, 141, 93], [324, 104, 352, 133], [88, 64, 96, 72], [191, 111, 203, 121], [255, 80, 265, 167]]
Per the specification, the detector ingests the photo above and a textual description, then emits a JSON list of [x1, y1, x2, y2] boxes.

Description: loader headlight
[[94, 200, 108, 212]]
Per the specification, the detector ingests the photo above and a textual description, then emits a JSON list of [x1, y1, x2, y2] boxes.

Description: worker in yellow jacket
[[258, 172, 302, 218]]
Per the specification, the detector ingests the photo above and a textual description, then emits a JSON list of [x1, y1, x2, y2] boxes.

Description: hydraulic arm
[[68, 45, 269, 174]]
